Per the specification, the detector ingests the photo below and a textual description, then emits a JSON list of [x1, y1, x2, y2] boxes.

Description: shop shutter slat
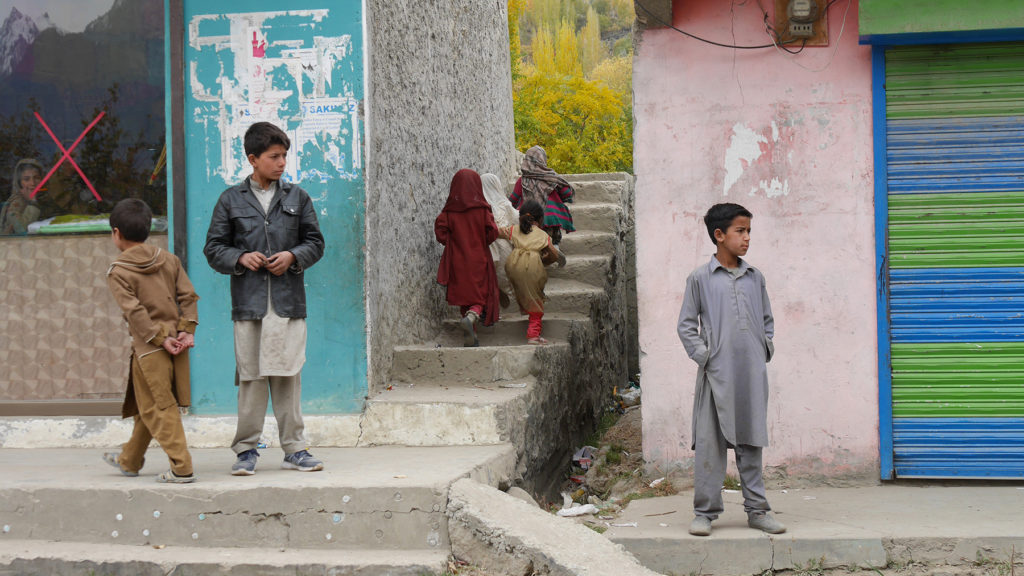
[[885, 43, 1024, 478]]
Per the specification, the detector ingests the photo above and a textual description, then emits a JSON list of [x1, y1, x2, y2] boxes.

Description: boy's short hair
[[110, 198, 152, 242], [244, 122, 291, 157], [703, 203, 753, 245]]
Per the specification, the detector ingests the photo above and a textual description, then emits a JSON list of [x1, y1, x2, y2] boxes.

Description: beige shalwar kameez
[[502, 225, 552, 315]]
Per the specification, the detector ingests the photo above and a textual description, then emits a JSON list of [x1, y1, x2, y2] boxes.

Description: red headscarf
[[435, 169, 500, 326], [442, 169, 491, 213]]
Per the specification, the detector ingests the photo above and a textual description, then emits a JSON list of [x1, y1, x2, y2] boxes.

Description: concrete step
[[0, 446, 515, 552], [567, 179, 630, 205], [547, 254, 611, 286], [448, 478, 661, 576], [390, 341, 570, 384], [569, 202, 623, 234], [438, 313, 590, 347], [543, 278, 605, 315], [605, 488, 1024, 576], [0, 539, 448, 576], [558, 230, 617, 256], [361, 382, 535, 446]]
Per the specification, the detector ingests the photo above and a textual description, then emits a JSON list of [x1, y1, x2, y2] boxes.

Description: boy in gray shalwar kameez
[[677, 203, 785, 537]]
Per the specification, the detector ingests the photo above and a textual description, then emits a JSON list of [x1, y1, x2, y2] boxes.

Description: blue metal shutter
[[885, 42, 1024, 478]]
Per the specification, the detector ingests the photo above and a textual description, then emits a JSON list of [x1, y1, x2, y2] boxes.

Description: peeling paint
[[752, 177, 790, 198], [723, 123, 767, 196], [187, 11, 361, 183]]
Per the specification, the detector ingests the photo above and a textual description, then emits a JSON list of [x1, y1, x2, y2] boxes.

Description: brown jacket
[[107, 244, 198, 415]]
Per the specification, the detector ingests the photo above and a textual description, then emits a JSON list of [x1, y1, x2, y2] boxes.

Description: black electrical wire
[[763, 12, 808, 54], [634, 0, 793, 49], [635, 0, 821, 53], [779, 37, 808, 54]]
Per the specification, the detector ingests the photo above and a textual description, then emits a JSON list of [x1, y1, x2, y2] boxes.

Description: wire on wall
[[766, 0, 852, 71], [634, 0, 856, 59], [634, 0, 798, 50]]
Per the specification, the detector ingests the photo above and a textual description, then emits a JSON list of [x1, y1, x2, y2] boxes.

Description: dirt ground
[[548, 403, 683, 516]]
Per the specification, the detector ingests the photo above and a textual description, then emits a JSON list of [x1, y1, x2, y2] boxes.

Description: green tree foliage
[[511, 0, 633, 173]]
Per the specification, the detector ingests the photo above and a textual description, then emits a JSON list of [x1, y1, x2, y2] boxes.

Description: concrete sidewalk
[[604, 485, 1024, 575]]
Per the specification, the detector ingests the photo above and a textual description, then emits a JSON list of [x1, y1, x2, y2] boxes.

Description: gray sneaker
[[282, 449, 324, 471], [231, 449, 259, 476], [748, 511, 786, 534], [688, 516, 712, 537]]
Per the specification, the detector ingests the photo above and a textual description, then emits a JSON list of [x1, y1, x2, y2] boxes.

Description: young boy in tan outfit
[[104, 198, 199, 483]]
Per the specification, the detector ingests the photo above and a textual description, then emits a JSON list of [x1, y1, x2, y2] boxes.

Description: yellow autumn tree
[[580, 7, 603, 76], [553, 20, 581, 77], [590, 55, 632, 104], [512, 0, 633, 173], [531, 26, 556, 76]]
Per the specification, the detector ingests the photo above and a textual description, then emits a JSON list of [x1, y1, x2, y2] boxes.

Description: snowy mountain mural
[[0, 0, 165, 215], [0, 0, 163, 137], [0, 8, 50, 76]]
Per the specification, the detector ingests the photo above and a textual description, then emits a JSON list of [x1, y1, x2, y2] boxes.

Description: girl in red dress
[[435, 169, 500, 347]]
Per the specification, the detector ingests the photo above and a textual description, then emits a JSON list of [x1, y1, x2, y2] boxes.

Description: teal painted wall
[[182, 1, 366, 414], [860, 0, 1024, 36]]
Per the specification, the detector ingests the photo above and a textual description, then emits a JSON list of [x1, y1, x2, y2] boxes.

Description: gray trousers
[[693, 383, 770, 519], [231, 373, 307, 455]]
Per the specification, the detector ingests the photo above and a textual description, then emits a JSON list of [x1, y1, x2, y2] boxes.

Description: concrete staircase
[[360, 173, 633, 495], [0, 173, 635, 575], [0, 446, 515, 575]]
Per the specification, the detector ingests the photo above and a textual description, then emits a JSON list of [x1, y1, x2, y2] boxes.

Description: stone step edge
[[371, 378, 537, 401], [0, 539, 448, 575], [609, 532, 887, 575], [447, 478, 659, 576], [441, 312, 591, 325], [564, 172, 632, 182], [392, 341, 571, 353], [381, 375, 537, 389]]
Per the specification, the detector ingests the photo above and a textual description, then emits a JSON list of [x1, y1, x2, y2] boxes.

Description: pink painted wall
[[635, 0, 880, 481]]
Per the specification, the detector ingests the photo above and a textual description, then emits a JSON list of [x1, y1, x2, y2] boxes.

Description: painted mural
[[184, 1, 366, 414], [0, 0, 166, 234], [186, 9, 361, 185]]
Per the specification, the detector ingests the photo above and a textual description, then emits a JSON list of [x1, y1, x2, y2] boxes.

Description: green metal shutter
[[885, 42, 1024, 478]]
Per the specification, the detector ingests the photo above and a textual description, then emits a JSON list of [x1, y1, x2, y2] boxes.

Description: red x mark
[[31, 111, 106, 201]]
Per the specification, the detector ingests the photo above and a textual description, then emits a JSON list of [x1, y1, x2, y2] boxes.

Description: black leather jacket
[[204, 178, 325, 320]]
